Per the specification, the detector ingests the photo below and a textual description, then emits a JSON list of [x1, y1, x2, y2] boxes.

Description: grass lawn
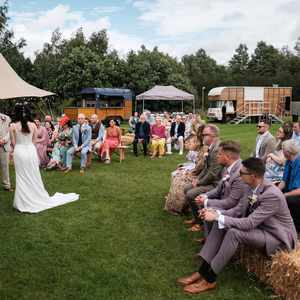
[[0, 124, 279, 299]]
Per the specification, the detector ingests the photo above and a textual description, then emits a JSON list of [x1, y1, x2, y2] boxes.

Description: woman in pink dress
[[99, 119, 121, 163], [34, 118, 49, 167]]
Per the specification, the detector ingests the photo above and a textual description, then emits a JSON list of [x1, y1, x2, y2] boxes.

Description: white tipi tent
[[0, 53, 54, 100]]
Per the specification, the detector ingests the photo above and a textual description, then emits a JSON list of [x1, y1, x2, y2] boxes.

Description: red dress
[[99, 126, 121, 158]]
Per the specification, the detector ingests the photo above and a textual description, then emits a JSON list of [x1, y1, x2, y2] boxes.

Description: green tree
[[248, 41, 284, 85], [229, 44, 249, 84]]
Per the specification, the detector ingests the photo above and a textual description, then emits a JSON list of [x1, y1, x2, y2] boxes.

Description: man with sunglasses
[[252, 121, 276, 162], [177, 157, 297, 294]]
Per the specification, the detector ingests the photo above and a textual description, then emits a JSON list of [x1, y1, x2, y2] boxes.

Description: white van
[[207, 100, 235, 121]]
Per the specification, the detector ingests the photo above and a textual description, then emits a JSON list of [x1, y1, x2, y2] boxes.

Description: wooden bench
[[116, 145, 129, 162]]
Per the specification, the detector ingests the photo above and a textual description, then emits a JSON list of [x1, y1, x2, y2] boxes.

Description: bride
[[10, 104, 79, 213]]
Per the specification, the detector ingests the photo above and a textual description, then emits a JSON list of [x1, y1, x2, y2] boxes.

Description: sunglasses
[[240, 170, 252, 176]]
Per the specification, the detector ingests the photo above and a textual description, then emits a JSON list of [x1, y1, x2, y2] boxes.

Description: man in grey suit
[[252, 121, 276, 162], [65, 113, 92, 174], [0, 113, 12, 191], [194, 140, 251, 236], [177, 157, 298, 294], [184, 124, 224, 231]]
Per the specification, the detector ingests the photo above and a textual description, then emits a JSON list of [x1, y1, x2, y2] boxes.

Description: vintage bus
[[64, 88, 133, 123]]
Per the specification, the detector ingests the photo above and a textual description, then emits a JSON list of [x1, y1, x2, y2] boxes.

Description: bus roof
[[80, 88, 132, 99]]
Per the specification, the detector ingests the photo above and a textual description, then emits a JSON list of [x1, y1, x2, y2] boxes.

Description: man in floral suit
[[177, 157, 298, 294]]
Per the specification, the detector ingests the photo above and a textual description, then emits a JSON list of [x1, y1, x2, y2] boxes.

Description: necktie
[[78, 126, 83, 147]]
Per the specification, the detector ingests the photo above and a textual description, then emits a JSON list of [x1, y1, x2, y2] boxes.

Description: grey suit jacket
[[252, 131, 276, 162], [197, 141, 224, 187], [0, 113, 11, 152], [224, 180, 298, 255], [206, 160, 251, 211], [72, 124, 92, 149]]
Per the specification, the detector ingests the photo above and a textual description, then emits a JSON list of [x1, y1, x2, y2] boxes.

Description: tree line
[[1, 1, 300, 113]]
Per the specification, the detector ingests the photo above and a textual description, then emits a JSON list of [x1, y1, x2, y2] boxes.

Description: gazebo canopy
[[0, 53, 55, 100], [136, 85, 194, 101]]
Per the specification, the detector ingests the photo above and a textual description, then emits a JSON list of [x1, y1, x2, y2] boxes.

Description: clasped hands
[[198, 208, 219, 222]]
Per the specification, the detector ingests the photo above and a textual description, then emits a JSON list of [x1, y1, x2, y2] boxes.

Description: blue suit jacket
[[72, 124, 92, 148]]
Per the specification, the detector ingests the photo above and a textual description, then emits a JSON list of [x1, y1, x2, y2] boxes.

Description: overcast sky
[[3, 0, 300, 63]]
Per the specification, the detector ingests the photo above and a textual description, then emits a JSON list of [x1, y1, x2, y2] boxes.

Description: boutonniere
[[222, 174, 230, 181], [248, 194, 258, 206]]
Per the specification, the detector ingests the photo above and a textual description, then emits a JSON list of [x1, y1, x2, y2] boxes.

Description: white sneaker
[[179, 151, 183, 155], [166, 152, 172, 155]]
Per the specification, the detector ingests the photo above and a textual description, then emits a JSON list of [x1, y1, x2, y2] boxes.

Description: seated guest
[[164, 119, 172, 155], [177, 157, 298, 294], [292, 121, 300, 146], [265, 126, 292, 183], [128, 112, 139, 133], [252, 121, 276, 162], [44, 115, 52, 123], [47, 117, 73, 170], [45, 120, 55, 156], [89, 114, 105, 154], [169, 115, 185, 155], [184, 113, 194, 139], [99, 119, 121, 164], [279, 139, 300, 231], [171, 135, 200, 177], [190, 115, 204, 136], [133, 114, 150, 157], [65, 113, 91, 173], [164, 131, 205, 215], [194, 140, 251, 236], [34, 117, 50, 167], [184, 124, 224, 231], [151, 116, 166, 159]]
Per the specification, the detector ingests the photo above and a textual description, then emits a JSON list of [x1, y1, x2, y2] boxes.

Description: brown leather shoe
[[187, 224, 203, 232], [177, 272, 202, 286], [4, 187, 14, 192], [183, 279, 216, 294], [184, 218, 195, 225]]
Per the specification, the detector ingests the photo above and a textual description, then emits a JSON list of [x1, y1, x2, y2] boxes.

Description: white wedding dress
[[13, 126, 79, 213]]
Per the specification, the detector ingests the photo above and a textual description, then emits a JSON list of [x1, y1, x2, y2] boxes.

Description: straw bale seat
[[239, 245, 300, 300]]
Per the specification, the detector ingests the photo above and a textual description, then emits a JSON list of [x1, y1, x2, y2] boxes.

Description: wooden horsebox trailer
[[207, 86, 292, 124], [64, 88, 133, 123]]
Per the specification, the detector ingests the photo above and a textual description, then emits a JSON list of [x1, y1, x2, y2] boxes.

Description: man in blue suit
[[65, 113, 92, 174]]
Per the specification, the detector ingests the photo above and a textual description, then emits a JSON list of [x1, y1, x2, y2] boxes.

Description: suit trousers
[[184, 183, 214, 222], [0, 148, 10, 189], [286, 195, 300, 232], [200, 222, 266, 274], [133, 139, 148, 156], [66, 146, 89, 169]]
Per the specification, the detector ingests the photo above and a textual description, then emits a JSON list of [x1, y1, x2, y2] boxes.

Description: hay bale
[[239, 245, 300, 299], [239, 246, 271, 282], [268, 249, 300, 300]]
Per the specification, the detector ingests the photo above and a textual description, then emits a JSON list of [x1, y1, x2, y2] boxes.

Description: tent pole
[[181, 100, 183, 113], [142, 99, 144, 112]]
